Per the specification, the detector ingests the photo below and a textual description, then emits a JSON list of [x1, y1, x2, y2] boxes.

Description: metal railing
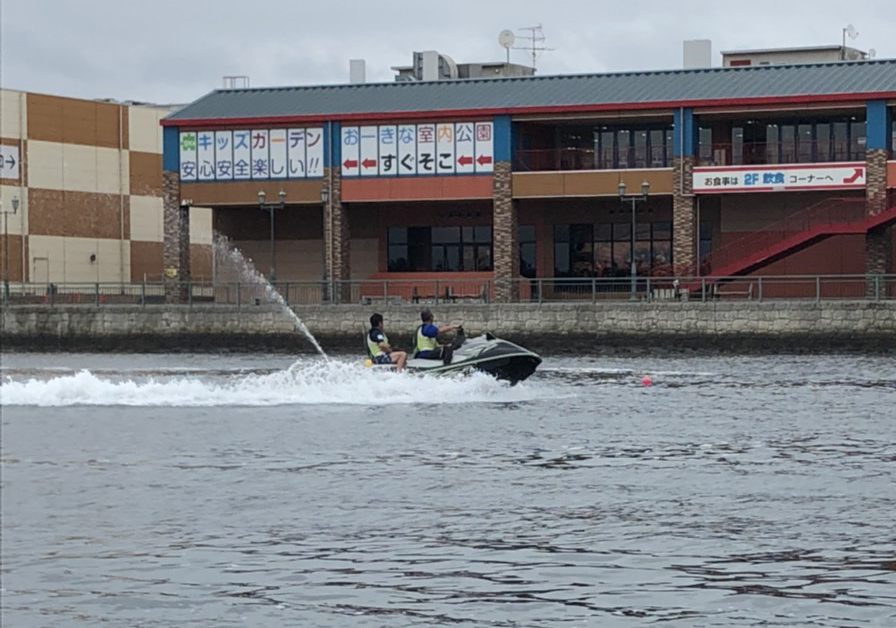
[[1, 274, 894, 307]]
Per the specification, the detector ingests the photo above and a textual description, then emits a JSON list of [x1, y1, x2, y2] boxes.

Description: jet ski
[[405, 327, 541, 385]]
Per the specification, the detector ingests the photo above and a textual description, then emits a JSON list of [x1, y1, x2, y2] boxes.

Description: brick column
[[492, 161, 518, 302], [322, 167, 351, 302], [865, 149, 891, 293], [162, 170, 190, 302], [672, 156, 696, 276]]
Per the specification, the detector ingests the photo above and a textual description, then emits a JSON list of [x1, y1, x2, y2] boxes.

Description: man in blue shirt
[[367, 312, 407, 371], [414, 309, 461, 364]]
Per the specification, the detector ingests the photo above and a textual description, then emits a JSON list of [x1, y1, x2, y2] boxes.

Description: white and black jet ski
[[405, 327, 541, 384]]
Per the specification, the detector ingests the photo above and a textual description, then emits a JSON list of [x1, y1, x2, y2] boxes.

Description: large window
[[388, 226, 492, 272], [554, 221, 673, 278], [519, 225, 536, 278], [701, 116, 867, 165], [595, 125, 674, 169]]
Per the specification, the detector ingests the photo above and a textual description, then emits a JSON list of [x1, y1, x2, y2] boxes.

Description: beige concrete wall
[[189, 207, 213, 246], [27, 234, 130, 283], [27, 141, 129, 194], [0, 90, 26, 139], [128, 106, 166, 154], [130, 195, 164, 242]]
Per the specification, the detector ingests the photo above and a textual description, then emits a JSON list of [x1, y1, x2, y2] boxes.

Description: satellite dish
[[844, 23, 858, 39], [868, 48, 877, 59], [498, 29, 515, 49]]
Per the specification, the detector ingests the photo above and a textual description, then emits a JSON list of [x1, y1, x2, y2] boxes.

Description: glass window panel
[[613, 242, 631, 275], [463, 245, 476, 271], [476, 246, 492, 270], [520, 243, 536, 277], [652, 241, 672, 271], [780, 125, 796, 163], [595, 223, 612, 241], [617, 130, 631, 167], [832, 121, 848, 159], [594, 242, 613, 276], [635, 222, 651, 239], [554, 224, 569, 243], [554, 243, 570, 275], [570, 223, 592, 246], [816, 123, 830, 161], [462, 226, 473, 242], [613, 223, 631, 240], [388, 227, 407, 245], [650, 129, 665, 166], [388, 245, 408, 271], [445, 245, 459, 271], [634, 130, 648, 168], [766, 124, 779, 163], [850, 120, 866, 158], [519, 225, 536, 242], [797, 124, 813, 162], [653, 221, 672, 239], [474, 226, 492, 243], [432, 226, 460, 244]]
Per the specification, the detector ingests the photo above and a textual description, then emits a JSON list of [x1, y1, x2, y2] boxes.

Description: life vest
[[416, 324, 438, 353], [367, 329, 389, 357]]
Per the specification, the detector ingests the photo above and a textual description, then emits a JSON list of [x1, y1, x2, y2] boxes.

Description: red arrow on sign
[[343, 159, 358, 169], [477, 155, 493, 166], [842, 168, 863, 184], [362, 158, 377, 169], [457, 155, 473, 166]]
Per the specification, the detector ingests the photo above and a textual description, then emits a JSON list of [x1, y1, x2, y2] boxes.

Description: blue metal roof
[[165, 59, 896, 123]]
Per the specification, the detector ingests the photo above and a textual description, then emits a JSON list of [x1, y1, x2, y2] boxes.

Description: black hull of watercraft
[[473, 355, 542, 385], [404, 335, 542, 384]]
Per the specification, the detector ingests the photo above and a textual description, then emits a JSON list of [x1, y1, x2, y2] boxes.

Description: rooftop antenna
[[841, 24, 858, 60], [513, 24, 554, 70], [498, 29, 515, 64]]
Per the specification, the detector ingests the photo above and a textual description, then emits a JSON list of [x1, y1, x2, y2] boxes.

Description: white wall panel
[[129, 195, 163, 242], [28, 141, 128, 194], [28, 235, 130, 283], [128, 106, 166, 154], [189, 207, 213, 245], [0, 89, 26, 140]]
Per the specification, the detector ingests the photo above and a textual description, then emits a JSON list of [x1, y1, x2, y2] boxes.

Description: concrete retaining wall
[[2, 301, 894, 353]]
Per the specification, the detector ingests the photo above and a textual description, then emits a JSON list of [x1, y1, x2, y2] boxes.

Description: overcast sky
[[2, 0, 894, 105]]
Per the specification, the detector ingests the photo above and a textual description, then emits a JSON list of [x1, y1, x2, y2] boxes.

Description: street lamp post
[[3, 196, 20, 303], [618, 181, 649, 301], [257, 189, 286, 283]]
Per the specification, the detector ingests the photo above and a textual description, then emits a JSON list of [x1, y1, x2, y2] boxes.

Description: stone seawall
[[2, 302, 894, 353]]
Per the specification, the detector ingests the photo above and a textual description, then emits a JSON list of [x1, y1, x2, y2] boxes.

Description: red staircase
[[691, 192, 896, 284]]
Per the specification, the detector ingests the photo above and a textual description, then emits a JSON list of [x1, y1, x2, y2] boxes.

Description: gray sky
[[2, 0, 894, 105]]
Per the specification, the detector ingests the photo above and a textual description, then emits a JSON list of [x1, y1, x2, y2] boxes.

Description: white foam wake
[[0, 360, 545, 407]]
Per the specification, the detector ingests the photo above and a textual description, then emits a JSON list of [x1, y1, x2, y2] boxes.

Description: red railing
[[687, 191, 896, 280]]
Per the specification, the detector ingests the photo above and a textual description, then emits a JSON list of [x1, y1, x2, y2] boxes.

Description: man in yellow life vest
[[367, 312, 407, 371], [414, 309, 461, 365]]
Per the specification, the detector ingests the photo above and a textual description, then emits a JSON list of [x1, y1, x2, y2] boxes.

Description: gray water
[[1, 351, 894, 627]]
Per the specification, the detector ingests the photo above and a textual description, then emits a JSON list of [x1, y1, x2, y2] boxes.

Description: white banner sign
[[214, 131, 233, 180], [180, 128, 323, 181], [196, 131, 216, 180], [179, 132, 197, 181], [340, 120, 493, 177], [0, 145, 20, 180], [694, 163, 866, 193]]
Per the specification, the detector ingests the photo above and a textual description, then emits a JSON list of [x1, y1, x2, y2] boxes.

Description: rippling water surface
[[2, 351, 895, 627]]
